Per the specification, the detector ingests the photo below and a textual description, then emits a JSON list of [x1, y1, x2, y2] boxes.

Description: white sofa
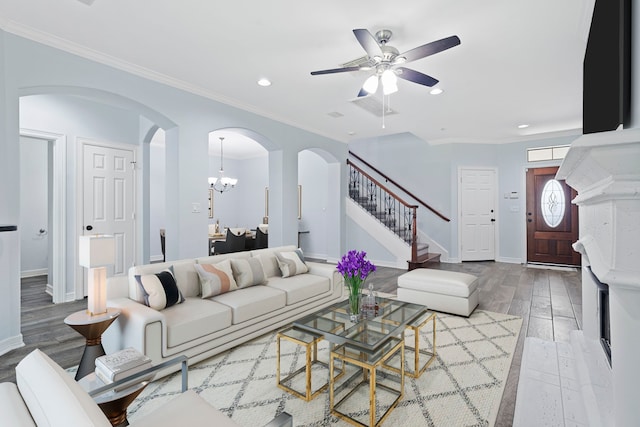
[[0, 349, 244, 427], [103, 245, 343, 378]]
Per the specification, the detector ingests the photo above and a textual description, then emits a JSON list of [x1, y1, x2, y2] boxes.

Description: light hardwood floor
[[1, 262, 581, 427]]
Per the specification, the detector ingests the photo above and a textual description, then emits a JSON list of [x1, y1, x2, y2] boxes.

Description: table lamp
[[79, 235, 115, 315]]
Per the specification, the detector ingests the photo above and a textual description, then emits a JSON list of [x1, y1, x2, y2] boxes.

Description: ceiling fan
[[311, 29, 460, 97]]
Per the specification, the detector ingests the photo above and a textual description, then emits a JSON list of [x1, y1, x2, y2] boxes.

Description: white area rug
[[127, 310, 522, 426]]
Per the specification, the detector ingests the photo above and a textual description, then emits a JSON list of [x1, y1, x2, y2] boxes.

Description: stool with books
[[95, 348, 153, 387], [78, 348, 158, 426]]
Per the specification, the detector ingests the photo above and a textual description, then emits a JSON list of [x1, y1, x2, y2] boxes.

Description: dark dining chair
[[160, 228, 166, 262], [255, 226, 268, 249], [213, 229, 246, 254]]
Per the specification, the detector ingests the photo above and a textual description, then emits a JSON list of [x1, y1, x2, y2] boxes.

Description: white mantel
[[557, 127, 640, 427]]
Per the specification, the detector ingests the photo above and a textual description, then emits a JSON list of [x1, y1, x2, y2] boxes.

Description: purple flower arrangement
[[337, 250, 376, 320]]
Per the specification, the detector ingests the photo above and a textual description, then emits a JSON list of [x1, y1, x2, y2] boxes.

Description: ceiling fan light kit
[[311, 28, 460, 98]]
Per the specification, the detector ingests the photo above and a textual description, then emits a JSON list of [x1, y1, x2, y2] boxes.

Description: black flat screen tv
[[583, 0, 631, 134]]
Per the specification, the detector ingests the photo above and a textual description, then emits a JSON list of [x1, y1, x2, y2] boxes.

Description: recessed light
[[257, 78, 272, 87], [518, 124, 529, 129], [430, 88, 443, 95], [348, 131, 356, 136]]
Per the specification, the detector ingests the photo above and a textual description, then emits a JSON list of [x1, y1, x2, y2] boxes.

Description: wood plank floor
[[1, 262, 581, 427]]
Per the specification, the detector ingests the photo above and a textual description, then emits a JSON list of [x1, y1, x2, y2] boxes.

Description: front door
[[460, 168, 496, 261], [526, 167, 580, 266], [83, 142, 135, 295]]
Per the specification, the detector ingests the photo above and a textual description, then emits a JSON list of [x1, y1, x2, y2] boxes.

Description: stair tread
[[407, 253, 441, 271]]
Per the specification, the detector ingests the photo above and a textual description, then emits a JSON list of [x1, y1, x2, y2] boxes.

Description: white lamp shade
[[363, 75, 379, 94], [79, 235, 115, 268]]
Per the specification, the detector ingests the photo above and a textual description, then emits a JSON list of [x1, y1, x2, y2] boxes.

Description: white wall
[[349, 133, 579, 264], [0, 31, 348, 352], [298, 150, 328, 258], [19, 94, 141, 296], [19, 136, 49, 276], [149, 134, 166, 261], [209, 155, 269, 233]]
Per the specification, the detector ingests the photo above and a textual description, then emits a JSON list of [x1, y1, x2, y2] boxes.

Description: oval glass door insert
[[541, 179, 565, 228]]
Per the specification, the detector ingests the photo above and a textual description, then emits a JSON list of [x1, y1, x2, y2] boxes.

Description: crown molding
[[1, 21, 346, 144]]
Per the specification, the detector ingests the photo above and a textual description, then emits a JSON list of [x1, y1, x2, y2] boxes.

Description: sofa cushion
[[275, 249, 308, 278], [16, 349, 111, 427], [0, 382, 36, 426], [135, 266, 185, 311], [195, 259, 238, 298], [163, 298, 232, 347], [230, 258, 266, 288], [212, 286, 286, 324], [129, 389, 241, 427], [266, 274, 331, 305]]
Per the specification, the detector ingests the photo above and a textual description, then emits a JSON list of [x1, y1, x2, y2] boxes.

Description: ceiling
[[0, 0, 594, 145]]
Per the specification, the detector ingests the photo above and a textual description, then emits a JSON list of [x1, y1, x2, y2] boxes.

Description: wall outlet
[[192, 203, 201, 213]]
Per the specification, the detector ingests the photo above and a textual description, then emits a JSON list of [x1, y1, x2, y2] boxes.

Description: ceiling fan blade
[[396, 67, 439, 87], [397, 35, 461, 63], [353, 28, 383, 58], [310, 66, 361, 75]]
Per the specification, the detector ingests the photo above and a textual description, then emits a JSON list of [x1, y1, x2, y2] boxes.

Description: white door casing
[[81, 141, 135, 296], [459, 167, 497, 261]]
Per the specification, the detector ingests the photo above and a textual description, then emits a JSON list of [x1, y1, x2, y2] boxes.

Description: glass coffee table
[[293, 297, 428, 355], [292, 297, 430, 427]]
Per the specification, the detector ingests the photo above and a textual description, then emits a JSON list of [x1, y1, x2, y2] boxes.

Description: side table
[[65, 308, 121, 380], [79, 372, 148, 427]]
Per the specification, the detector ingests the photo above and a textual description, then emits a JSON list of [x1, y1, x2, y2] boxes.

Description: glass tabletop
[[293, 297, 429, 354]]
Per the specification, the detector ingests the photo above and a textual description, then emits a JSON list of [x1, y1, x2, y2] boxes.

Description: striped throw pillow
[[135, 266, 184, 310], [195, 259, 238, 298], [230, 258, 267, 288], [275, 249, 308, 278]]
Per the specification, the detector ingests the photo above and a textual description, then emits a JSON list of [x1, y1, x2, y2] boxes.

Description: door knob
[[86, 225, 93, 231], [490, 218, 496, 222], [527, 219, 532, 223]]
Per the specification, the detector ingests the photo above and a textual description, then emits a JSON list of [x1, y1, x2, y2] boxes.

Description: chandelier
[[208, 137, 237, 193]]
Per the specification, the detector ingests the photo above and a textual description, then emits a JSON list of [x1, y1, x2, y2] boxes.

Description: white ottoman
[[397, 269, 479, 317]]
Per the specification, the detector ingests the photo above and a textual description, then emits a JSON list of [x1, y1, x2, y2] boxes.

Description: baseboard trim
[[20, 268, 48, 278], [0, 334, 25, 357], [150, 255, 164, 263], [303, 252, 327, 260], [497, 257, 523, 264], [45, 284, 54, 297]]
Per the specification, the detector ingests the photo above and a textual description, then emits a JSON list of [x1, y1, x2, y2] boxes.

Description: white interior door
[[459, 168, 496, 261], [83, 143, 135, 295]]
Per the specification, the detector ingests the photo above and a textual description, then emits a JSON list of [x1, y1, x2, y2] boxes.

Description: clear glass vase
[[348, 290, 361, 323]]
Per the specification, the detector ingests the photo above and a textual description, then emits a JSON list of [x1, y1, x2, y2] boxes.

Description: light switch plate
[[192, 203, 201, 213]]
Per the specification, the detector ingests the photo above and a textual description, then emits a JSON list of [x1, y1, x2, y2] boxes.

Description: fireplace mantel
[[556, 127, 640, 427], [557, 128, 640, 289]]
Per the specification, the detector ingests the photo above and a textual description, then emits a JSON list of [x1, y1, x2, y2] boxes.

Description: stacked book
[[95, 347, 152, 388]]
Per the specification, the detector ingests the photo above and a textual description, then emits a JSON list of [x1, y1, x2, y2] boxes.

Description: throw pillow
[[195, 259, 238, 298], [230, 258, 267, 288], [135, 266, 185, 310], [275, 249, 308, 278], [255, 252, 280, 278]]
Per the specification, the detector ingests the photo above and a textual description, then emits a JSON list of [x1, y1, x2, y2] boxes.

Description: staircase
[[348, 159, 441, 270]]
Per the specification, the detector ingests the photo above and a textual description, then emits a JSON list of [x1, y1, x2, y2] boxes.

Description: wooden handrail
[[348, 160, 417, 209], [348, 151, 451, 222]]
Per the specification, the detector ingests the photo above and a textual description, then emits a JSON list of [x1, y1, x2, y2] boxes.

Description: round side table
[[65, 308, 121, 380], [79, 373, 148, 427]]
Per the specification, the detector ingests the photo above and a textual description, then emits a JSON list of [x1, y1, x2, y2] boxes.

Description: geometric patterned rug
[[127, 310, 522, 426]]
